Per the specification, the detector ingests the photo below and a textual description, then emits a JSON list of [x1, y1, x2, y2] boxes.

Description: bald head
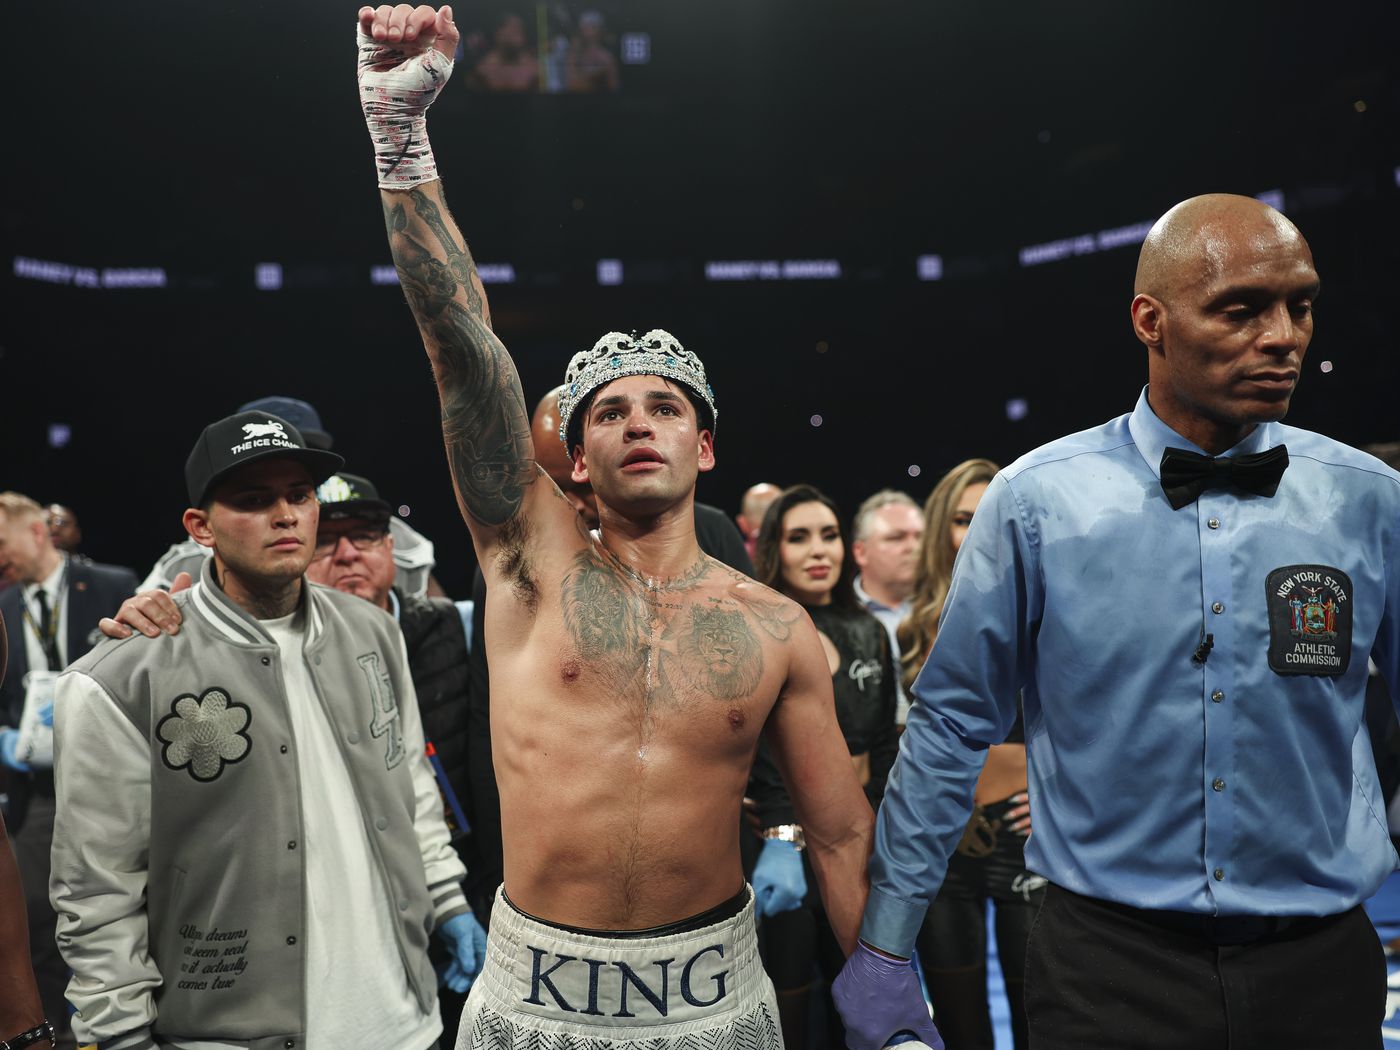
[[737, 482, 782, 543], [742, 483, 781, 522], [531, 386, 600, 527], [1130, 193, 1320, 455], [530, 386, 574, 483], [1135, 194, 1311, 304]]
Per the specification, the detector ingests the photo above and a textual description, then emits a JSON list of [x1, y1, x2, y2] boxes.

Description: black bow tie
[[1159, 445, 1290, 510]]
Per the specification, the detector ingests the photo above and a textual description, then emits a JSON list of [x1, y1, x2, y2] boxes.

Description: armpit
[[494, 515, 538, 612]]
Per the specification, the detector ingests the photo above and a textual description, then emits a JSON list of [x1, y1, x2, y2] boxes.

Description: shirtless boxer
[[357, 5, 874, 1047]]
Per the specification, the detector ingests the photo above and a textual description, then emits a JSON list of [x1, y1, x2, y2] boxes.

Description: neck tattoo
[[216, 566, 301, 621], [610, 552, 710, 595]]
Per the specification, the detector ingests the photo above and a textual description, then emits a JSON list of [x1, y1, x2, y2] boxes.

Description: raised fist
[[357, 5, 461, 187], [358, 4, 460, 62]]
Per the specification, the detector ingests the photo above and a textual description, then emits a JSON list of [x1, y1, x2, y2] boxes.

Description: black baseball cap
[[238, 396, 334, 450], [186, 411, 344, 506], [316, 472, 393, 525]]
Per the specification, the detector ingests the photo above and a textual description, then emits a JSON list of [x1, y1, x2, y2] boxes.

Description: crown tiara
[[557, 329, 717, 446]]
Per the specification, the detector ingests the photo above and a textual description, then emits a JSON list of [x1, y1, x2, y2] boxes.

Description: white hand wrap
[[357, 25, 455, 189]]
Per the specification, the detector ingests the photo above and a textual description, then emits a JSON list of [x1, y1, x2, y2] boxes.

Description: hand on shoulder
[[99, 572, 191, 640]]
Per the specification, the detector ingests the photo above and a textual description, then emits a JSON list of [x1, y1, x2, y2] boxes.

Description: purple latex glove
[[832, 941, 944, 1050]]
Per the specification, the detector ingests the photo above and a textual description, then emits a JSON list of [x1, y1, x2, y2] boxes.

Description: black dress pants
[[1025, 883, 1385, 1050], [917, 797, 1043, 1050], [760, 851, 850, 1048]]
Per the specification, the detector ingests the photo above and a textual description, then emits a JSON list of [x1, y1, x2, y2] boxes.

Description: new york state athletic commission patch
[[1265, 565, 1353, 677]]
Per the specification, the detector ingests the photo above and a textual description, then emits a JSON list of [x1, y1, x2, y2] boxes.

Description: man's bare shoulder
[[712, 563, 806, 643]]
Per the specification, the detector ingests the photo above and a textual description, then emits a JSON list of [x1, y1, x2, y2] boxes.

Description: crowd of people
[[1, 7, 1398, 1050], [462, 8, 621, 94], [0, 408, 1033, 1050]]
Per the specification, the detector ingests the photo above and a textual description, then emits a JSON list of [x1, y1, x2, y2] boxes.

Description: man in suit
[[0, 491, 136, 1048]]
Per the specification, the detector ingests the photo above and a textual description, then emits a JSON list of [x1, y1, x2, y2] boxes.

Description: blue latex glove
[[38, 700, 54, 728], [437, 911, 487, 993], [0, 729, 31, 773], [752, 838, 806, 918], [831, 941, 944, 1050]]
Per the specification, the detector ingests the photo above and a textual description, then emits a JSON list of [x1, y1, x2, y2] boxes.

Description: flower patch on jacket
[[157, 687, 253, 782]]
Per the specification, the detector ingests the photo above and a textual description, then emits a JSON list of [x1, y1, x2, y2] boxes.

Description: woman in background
[[749, 484, 898, 1049], [898, 458, 1040, 1050]]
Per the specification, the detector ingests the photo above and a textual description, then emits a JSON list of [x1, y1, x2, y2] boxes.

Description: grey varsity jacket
[[50, 559, 468, 1050]]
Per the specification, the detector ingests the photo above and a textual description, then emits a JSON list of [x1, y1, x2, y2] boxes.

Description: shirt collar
[[191, 556, 322, 647], [853, 574, 907, 614], [1127, 385, 1280, 480]]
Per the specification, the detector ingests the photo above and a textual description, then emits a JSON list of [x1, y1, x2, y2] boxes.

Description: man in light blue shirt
[[833, 193, 1399, 1050]]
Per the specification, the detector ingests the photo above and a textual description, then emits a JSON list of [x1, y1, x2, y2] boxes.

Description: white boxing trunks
[[455, 884, 781, 1049]]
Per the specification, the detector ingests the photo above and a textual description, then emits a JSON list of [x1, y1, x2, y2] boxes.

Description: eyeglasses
[[313, 528, 388, 558]]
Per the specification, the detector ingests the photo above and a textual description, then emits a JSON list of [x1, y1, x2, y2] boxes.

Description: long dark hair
[[753, 484, 858, 611], [896, 458, 999, 691]]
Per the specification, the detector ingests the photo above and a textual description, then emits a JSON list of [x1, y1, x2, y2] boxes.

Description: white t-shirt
[[256, 610, 440, 1050]]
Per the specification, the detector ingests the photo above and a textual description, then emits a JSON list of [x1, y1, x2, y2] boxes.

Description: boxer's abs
[[486, 554, 797, 930], [491, 645, 773, 930]]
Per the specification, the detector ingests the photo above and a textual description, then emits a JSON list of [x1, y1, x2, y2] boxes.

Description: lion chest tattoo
[[672, 605, 763, 700]]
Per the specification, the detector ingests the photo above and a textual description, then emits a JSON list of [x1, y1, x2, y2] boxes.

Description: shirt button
[[348, 732, 360, 745], [1208, 517, 1220, 529], [287, 840, 297, 850], [1211, 690, 1224, 703], [286, 935, 297, 946], [314, 655, 322, 666], [399, 899, 410, 911], [261, 656, 271, 666], [280, 744, 289, 754], [375, 817, 388, 831], [285, 1041, 296, 1049], [1211, 601, 1225, 614], [1212, 778, 1226, 792], [1213, 868, 1225, 881]]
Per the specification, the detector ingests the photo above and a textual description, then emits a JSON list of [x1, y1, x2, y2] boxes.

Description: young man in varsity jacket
[[48, 411, 486, 1050]]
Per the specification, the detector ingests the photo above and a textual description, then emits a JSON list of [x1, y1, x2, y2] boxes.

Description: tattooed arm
[[381, 180, 537, 542], [765, 614, 875, 957], [359, 5, 544, 553]]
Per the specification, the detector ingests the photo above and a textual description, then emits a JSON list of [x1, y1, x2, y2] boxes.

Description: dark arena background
[[7, 2, 1400, 1047], [3, 0, 1398, 599]]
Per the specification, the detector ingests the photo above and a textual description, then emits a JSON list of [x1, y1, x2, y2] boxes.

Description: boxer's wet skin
[[489, 536, 805, 929], [382, 174, 872, 938]]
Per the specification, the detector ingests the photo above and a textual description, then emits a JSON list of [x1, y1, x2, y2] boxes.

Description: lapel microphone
[[1193, 633, 1215, 664]]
